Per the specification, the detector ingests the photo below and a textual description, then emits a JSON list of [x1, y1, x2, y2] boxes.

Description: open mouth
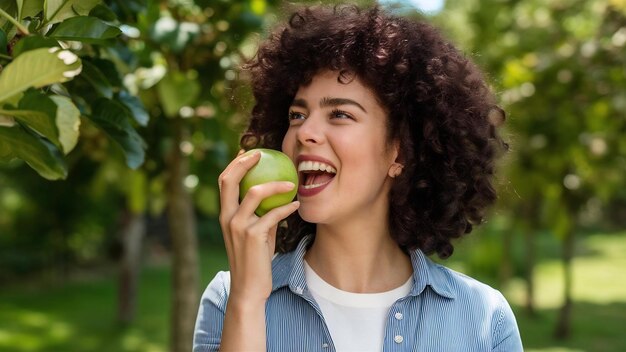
[[298, 160, 337, 192]]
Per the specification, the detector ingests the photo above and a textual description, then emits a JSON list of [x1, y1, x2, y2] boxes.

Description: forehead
[[294, 70, 382, 110]]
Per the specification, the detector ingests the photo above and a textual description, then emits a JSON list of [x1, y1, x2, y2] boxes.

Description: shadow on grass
[[0, 245, 228, 352], [0, 266, 170, 352], [514, 301, 626, 352]]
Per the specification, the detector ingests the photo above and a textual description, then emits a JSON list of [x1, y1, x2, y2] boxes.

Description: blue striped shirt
[[193, 236, 523, 351]]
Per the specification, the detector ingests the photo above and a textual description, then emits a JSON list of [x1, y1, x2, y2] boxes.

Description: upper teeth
[[298, 161, 337, 174]]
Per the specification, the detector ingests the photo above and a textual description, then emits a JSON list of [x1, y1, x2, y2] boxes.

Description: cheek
[[281, 129, 298, 161], [338, 136, 387, 176], [342, 131, 388, 161]]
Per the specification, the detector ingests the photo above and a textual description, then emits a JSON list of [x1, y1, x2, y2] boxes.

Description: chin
[[296, 206, 326, 224]]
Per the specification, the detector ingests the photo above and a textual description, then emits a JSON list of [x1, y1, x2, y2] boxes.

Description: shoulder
[[412, 250, 517, 319], [430, 262, 522, 347], [422, 257, 515, 323], [428, 259, 508, 306], [200, 271, 231, 311], [194, 271, 232, 351]]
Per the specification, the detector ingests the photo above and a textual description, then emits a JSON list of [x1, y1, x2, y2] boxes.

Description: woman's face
[[281, 70, 399, 225]]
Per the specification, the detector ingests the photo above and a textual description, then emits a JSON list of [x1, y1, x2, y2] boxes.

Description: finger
[[249, 201, 300, 238], [218, 151, 261, 216], [218, 150, 255, 193], [238, 181, 296, 217], [217, 149, 251, 192]]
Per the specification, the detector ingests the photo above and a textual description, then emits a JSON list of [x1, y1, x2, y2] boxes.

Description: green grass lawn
[[504, 233, 626, 352], [0, 246, 228, 352], [0, 233, 624, 351]]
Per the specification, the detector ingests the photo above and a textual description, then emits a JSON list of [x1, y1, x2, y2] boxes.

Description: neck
[[305, 222, 412, 293]]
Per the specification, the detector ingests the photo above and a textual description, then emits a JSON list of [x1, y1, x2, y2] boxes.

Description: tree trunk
[[554, 227, 575, 339], [118, 209, 145, 324], [167, 117, 200, 352]]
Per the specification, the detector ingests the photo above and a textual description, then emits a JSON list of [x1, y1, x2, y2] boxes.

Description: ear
[[387, 139, 404, 178]]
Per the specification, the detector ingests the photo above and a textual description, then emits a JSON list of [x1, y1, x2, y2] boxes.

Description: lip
[[295, 154, 337, 197]]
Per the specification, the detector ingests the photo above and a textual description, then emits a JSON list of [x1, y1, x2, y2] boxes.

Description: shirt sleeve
[[491, 291, 523, 352], [193, 271, 231, 352]]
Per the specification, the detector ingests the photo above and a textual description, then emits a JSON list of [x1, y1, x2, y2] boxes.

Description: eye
[[288, 110, 306, 121], [331, 109, 353, 120]]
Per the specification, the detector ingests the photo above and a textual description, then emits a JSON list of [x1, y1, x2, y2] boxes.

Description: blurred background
[[0, 0, 624, 351]]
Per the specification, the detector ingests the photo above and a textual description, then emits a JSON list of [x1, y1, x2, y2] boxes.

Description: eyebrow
[[291, 97, 368, 113]]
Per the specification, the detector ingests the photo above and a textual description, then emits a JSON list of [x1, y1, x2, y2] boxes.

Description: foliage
[[435, 0, 626, 338], [0, 0, 279, 274], [0, 0, 147, 180], [440, 0, 626, 236], [1, 2, 280, 350]]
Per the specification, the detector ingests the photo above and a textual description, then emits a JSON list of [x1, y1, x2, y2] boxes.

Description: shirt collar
[[271, 235, 455, 299], [408, 247, 455, 299], [271, 235, 311, 294]]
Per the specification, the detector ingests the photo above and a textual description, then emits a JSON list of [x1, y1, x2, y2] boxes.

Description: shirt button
[[394, 335, 404, 344], [394, 312, 403, 320], [322, 342, 329, 348]]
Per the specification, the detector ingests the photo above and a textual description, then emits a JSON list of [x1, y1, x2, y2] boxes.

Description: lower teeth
[[303, 181, 330, 189]]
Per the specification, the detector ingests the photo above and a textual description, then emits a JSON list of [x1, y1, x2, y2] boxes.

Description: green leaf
[[1, 92, 23, 108], [0, 47, 82, 103], [88, 4, 116, 22], [90, 58, 122, 88], [0, 0, 18, 34], [17, 0, 44, 19], [44, 0, 100, 25], [90, 98, 145, 169], [14, 90, 59, 146], [3, 108, 57, 144], [48, 16, 121, 43], [80, 59, 113, 98], [0, 28, 7, 55], [118, 91, 149, 126], [50, 95, 80, 153], [0, 124, 67, 180], [12, 35, 60, 56], [3, 91, 80, 154], [156, 71, 200, 117]]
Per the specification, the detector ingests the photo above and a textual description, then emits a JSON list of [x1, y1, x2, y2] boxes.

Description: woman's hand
[[218, 149, 300, 307]]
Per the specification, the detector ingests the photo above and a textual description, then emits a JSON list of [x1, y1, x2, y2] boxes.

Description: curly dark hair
[[240, 4, 507, 259]]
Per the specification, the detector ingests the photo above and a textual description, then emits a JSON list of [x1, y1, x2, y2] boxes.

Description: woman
[[194, 4, 523, 351]]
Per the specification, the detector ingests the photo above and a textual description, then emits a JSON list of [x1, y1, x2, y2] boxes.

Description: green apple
[[239, 148, 298, 216]]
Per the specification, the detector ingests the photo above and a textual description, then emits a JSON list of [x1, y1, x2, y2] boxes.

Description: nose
[[296, 113, 325, 146]]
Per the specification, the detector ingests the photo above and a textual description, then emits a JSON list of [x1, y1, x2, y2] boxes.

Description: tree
[[1, 0, 279, 350], [440, 0, 626, 338], [0, 0, 147, 179]]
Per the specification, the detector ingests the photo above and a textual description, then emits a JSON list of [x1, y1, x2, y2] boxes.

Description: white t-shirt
[[304, 261, 413, 351]]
